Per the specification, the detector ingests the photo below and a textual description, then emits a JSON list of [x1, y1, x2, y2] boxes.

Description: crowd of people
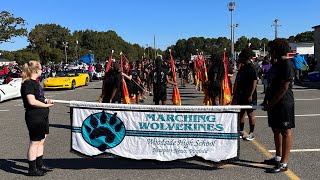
[[15, 38, 320, 176]]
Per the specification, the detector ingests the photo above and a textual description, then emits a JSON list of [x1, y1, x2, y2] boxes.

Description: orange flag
[[120, 53, 130, 104], [222, 50, 232, 105], [169, 49, 181, 105]]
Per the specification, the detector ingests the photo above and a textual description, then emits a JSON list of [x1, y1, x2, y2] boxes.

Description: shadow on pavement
[[49, 124, 72, 130], [294, 81, 320, 89], [0, 158, 222, 175], [230, 159, 270, 171]]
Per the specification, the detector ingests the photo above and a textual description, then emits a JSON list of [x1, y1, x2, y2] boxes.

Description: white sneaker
[[239, 131, 244, 139], [245, 132, 255, 141]]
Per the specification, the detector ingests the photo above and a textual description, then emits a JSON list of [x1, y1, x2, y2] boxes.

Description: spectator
[[291, 53, 308, 83], [306, 54, 317, 72], [261, 59, 272, 94]]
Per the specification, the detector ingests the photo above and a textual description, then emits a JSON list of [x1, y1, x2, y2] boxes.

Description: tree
[[249, 37, 261, 50], [235, 36, 249, 51], [295, 31, 313, 42], [0, 11, 27, 43]]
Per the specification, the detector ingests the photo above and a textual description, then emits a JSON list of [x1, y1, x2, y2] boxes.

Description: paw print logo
[[81, 111, 126, 151]]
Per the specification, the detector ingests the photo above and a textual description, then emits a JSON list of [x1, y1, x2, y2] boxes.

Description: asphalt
[[0, 77, 319, 180]]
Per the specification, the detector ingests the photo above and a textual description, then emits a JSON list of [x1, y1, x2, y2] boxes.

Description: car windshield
[[56, 71, 79, 77]]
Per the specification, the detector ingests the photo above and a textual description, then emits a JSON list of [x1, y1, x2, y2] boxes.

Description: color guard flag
[[105, 50, 114, 72], [120, 53, 130, 104], [222, 50, 232, 105], [169, 49, 181, 105]]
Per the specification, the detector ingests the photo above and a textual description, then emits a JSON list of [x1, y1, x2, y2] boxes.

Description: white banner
[[71, 102, 239, 162]]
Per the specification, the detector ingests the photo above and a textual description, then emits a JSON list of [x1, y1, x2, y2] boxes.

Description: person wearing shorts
[[262, 38, 295, 173], [21, 61, 54, 176], [233, 48, 258, 141]]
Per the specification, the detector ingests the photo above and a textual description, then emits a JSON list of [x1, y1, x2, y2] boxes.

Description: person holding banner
[[21, 61, 54, 176], [150, 57, 177, 105], [262, 39, 295, 173], [233, 48, 258, 141], [102, 63, 122, 103], [207, 54, 225, 105]]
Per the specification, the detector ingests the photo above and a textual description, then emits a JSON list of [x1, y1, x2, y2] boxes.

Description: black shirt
[[103, 72, 122, 103], [235, 63, 258, 97], [150, 68, 168, 91], [21, 79, 46, 110], [266, 60, 295, 105], [95, 63, 102, 73]]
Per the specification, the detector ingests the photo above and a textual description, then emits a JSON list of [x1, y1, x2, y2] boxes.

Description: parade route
[[0, 79, 320, 180]]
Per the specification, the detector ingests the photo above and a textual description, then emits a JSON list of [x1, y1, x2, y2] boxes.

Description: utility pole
[[154, 34, 156, 59], [76, 39, 78, 60], [272, 19, 281, 39], [62, 42, 68, 63], [228, 1, 236, 60], [146, 44, 149, 59]]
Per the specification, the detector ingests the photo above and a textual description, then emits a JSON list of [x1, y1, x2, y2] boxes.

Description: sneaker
[[263, 158, 280, 166], [239, 131, 244, 139], [267, 163, 288, 173], [245, 132, 255, 141]]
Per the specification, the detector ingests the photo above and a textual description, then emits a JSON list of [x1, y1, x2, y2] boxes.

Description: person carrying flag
[[150, 57, 177, 105]]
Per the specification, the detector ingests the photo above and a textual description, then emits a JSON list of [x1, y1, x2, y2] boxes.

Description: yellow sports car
[[44, 70, 89, 90]]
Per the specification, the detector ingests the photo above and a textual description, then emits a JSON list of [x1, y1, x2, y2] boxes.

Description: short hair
[[268, 38, 289, 57], [239, 48, 254, 60]]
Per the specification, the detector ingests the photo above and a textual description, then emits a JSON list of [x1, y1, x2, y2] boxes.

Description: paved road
[[0, 78, 319, 180]]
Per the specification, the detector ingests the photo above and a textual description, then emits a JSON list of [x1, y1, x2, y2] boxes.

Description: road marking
[[12, 99, 22, 102], [0, 110, 10, 112], [45, 92, 65, 95], [244, 131, 301, 180], [257, 89, 319, 93], [295, 98, 320, 101], [269, 149, 320, 153], [255, 114, 320, 118], [258, 98, 320, 102]]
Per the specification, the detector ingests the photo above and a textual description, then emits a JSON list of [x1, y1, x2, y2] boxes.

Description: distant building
[[313, 25, 320, 71], [289, 42, 314, 55]]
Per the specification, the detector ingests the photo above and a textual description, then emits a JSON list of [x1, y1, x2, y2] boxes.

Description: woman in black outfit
[[21, 61, 54, 176]]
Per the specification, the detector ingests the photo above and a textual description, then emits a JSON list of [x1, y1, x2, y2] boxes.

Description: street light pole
[[63, 42, 68, 63], [232, 23, 238, 58], [228, 1, 236, 60]]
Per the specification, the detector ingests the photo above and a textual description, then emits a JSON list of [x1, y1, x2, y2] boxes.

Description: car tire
[[71, 80, 76, 90], [85, 77, 89, 86]]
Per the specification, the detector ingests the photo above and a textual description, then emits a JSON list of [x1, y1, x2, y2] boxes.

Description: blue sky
[[0, 0, 319, 51]]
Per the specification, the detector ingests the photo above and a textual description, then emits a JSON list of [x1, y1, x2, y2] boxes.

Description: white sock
[[275, 156, 281, 162], [281, 163, 287, 167]]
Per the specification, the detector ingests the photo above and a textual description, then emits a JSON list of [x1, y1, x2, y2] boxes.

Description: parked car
[[0, 78, 22, 102], [43, 70, 89, 90]]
